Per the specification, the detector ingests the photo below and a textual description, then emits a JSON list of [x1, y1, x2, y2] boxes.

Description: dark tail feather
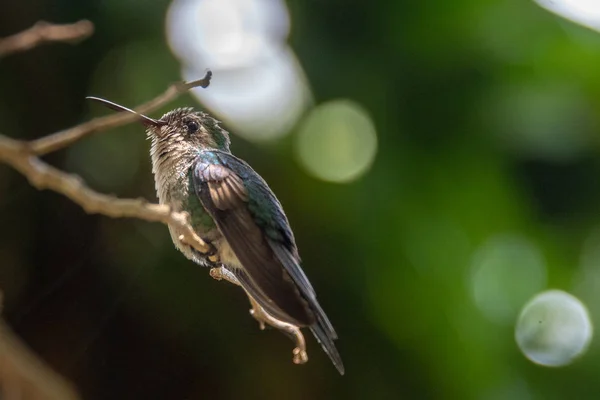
[[310, 323, 345, 375], [267, 242, 344, 373], [309, 300, 344, 375]]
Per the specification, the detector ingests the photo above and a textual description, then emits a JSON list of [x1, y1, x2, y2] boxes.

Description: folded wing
[[192, 150, 343, 374]]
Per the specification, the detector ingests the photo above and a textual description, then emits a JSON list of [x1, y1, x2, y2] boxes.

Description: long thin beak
[[86, 96, 166, 127]]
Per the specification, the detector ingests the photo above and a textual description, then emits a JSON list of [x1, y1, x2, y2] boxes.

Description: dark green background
[[2, 0, 600, 399]]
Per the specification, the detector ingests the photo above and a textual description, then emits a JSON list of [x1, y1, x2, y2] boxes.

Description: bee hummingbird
[[87, 96, 344, 375]]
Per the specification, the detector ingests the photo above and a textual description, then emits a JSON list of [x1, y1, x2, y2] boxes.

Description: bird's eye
[[186, 120, 199, 133]]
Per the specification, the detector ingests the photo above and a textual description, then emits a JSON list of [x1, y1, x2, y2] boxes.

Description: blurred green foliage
[[2, 0, 600, 399]]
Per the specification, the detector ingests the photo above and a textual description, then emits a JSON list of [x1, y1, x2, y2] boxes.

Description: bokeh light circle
[[295, 100, 378, 183], [470, 234, 547, 325], [515, 290, 593, 367], [167, 0, 290, 69], [486, 82, 592, 161], [536, 0, 600, 32]]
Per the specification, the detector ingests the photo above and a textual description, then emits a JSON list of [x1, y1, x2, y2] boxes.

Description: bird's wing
[[192, 150, 343, 373], [192, 150, 313, 326]]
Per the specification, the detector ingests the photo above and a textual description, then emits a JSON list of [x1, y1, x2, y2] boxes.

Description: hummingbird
[[87, 94, 344, 375]]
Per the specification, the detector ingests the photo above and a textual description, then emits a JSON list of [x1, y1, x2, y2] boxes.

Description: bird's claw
[[209, 266, 236, 283], [182, 234, 220, 265], [206, 242, 220, 263], [209, 268, 222, 281]]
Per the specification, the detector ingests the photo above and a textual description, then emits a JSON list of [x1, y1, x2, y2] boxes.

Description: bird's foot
[[209, 266, 238, 283], [178, 235, 221, 265], [247, 297, 308, 365], [205, 242, 220, 264], [184, 235, 220, 266]]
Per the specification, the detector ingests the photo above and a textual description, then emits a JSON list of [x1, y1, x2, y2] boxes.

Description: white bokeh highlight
[[515, 290, 593, 367], [295, 100, 378, 183], [536, 0, 600, 32], [166, 0, 311, 140], [470, 234, 547, 325], [167, 0, 290, 69], [181, 48, 311, 140], [574, 227, 600, 309], [487, 82, 592, 161]]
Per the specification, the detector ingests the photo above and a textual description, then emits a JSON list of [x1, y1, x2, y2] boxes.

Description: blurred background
[[2, 0, 600, 398]]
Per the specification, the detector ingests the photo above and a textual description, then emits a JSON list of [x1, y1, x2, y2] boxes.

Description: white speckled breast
[[149, 133, 202, 260]]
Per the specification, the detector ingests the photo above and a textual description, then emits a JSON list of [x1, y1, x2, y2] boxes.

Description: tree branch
[[0, 294, 80, 400], [0, 20, 93, 57]]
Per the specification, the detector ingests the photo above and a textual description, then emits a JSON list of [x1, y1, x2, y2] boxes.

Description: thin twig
[[0, 20, 93, 57], [29, 70, 213, 156]]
